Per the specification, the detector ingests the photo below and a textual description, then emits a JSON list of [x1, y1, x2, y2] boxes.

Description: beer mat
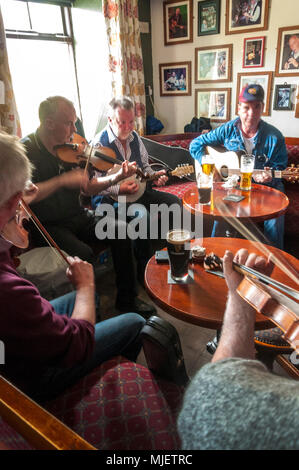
[[167, 269, 194, 285], [223, 194, 245, 202]]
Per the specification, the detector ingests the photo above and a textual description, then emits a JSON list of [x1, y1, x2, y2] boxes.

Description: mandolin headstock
[[171, 164, 194, 178]]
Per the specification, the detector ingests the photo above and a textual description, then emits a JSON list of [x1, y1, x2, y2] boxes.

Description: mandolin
[[110, 164, 194, 203], [205, 146, 299, 182]]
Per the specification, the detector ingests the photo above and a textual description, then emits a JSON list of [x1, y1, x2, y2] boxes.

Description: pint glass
[[166, 229, 191, 282], [240, 155, 255, 191], [197, 156, 215, 205]]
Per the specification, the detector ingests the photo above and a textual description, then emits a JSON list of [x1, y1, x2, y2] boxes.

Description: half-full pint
[[166, 229, 191, 282], [240, 171, 252, 191]]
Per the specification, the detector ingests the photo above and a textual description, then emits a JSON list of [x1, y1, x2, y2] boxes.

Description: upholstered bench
[[0, 356, 184, 450]]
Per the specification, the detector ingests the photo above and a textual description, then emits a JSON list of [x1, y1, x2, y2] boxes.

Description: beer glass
[[240, 154, 255, 191], [166, 229, 191, 282], [197, 155, 215, 205]]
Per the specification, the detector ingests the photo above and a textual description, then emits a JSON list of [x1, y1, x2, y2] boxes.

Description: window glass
[[1, 0, 30, 30], [6, 38, 78, 136], [28, 3, 64, 34]]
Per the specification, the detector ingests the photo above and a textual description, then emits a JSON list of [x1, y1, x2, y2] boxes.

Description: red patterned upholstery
[[0, 357, 184, 450], [155, 181, 195, 199]]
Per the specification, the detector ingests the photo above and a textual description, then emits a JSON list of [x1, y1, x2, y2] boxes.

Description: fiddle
[[54, 133, 146, 180], [204, 253, 299, 353]]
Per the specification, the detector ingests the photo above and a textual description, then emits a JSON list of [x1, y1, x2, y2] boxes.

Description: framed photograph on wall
[[275, 25, 299, 77], [163, 0, 193, 46], [243, 36, 265, 68], [225, 0, 269, 35], [195, 88, 231, 122], [273, 84, 293, 110], [235, 71, 273, 116], [159, 61, 192, 96], [198, 0, 221, 36], [195, 44, 233, 83]]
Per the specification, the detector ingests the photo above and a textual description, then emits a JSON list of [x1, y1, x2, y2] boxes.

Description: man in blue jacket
[[189, 84, 288, 249]]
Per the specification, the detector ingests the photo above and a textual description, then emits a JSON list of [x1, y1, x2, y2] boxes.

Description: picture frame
[[159, 61, 192, 96], [195, 88, 231, 122], [243, 36, 265, 68], [198, 0, 221, 36], [275, 25, 299, 77], [195, 44, 233, 84], [235, 71, 273, 116], [273, 84, 293, 111], [225, 0, 269, 35], [163, 0, 193, 46]]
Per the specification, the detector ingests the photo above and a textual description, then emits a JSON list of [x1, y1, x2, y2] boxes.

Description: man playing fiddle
[[178, 247, 299, 449], [190, 84, 288, 249], [0, 132, 146, 402], [21, 95, 156, 317]]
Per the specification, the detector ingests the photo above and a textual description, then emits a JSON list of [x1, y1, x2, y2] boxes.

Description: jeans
[[31, 291, 146, 402]]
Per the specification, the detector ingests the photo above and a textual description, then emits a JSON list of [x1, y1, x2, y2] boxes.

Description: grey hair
[[108, 96, 134, 115], [38, 96, 75, 123], [0, 132, 33, 207]]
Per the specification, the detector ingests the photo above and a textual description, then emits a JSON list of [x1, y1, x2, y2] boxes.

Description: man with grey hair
[[21, 95, 156, 317], [92, 96, 182, 287], [0, 131, 146, 402]]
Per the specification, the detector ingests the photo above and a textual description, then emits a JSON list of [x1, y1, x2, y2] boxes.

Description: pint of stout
[[197, 156, 215, 205], [240, 154, 255, 191], [166, 229, 191, 281]]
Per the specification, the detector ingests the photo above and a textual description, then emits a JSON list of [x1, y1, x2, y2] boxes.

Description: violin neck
[[233, 261, 299, 301], [93, 150, 123, 166]]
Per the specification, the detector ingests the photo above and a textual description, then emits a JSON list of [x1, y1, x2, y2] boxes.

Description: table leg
[[206, 329, 221, 355]]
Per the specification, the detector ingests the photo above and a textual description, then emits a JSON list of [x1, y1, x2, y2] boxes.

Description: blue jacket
[[190, 118, 288, 171]]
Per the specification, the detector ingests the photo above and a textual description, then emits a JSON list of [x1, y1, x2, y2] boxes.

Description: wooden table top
[[183, 182, 289, 222], [145, 238, 298, 330]]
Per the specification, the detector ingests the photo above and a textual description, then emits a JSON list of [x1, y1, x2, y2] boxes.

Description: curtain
[[103, 0, 146, 135], [0, 7, 21, 136]]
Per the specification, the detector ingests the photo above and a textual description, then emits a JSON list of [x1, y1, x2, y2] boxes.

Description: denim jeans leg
[[263, 215, 284, 250]]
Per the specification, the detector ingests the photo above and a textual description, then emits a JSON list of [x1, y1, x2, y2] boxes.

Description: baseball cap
[[239, 84, 264, 103]]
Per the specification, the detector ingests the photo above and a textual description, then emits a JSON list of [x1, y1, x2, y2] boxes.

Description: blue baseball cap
[[239, 84, 264, 103]]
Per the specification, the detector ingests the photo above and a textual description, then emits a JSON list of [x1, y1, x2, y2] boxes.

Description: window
[[1, 0, 80, 137]]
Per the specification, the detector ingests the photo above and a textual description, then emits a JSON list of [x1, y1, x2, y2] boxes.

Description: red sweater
[[0, 248, 95, 393]]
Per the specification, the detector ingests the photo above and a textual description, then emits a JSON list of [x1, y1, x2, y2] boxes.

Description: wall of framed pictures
[[150, 0, 299, 137]]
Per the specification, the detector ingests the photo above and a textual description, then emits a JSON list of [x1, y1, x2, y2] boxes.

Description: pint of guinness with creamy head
[[166, 229, 191, 281]]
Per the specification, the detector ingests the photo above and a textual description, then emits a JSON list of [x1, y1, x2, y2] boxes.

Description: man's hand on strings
[[153, 169, 168, 186], [253, 166, 272, 183], [223, 248, 274, 294]]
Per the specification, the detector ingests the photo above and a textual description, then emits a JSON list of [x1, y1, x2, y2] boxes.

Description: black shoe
[[115, 297, 157, 319]]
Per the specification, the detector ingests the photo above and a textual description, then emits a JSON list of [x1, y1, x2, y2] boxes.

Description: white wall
[[150, 0, 299, 137]]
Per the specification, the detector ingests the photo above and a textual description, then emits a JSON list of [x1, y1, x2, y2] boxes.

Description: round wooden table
[[183, 182, 289, 222], [145, 238, 299, 330]]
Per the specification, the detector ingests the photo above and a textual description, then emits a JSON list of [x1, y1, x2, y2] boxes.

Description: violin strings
[[215, 197, 299, 288]]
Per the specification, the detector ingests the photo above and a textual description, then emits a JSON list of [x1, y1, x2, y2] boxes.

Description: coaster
[[167, 269, 194, 285], [223, 194, 245, 202]]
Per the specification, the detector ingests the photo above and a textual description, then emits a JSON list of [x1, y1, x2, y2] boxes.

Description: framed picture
[[273, 84, 293, 111], [235, 71, 273, 116], [198, 0, 221, 36], [275, 26, 299, 77], [163, 0, 193, 46], [195, 44, 233, 83], [195, 88, 231, 122], [159, 61, 192, 96], [243, 36, 265, 68], [225, 0, 269, 35]]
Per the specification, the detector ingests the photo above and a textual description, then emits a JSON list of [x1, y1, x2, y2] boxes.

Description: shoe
[[115, 297, 157, 319]]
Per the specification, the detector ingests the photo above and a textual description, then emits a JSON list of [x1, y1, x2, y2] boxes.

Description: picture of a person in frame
[[245, 40, 262, 66], [232, 0, 262, 27], [164, 68, 187, 91], [282, 34, 299, 70], [168, 6, 187, 39], [277, 88, 290, 108]]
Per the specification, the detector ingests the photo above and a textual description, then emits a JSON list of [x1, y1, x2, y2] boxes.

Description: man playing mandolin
[[92, 96, 182, 280], [190, 84, 288, 249]]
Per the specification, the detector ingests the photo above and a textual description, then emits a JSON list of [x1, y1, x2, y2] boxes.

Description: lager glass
[[197, 155, 215, 205], [166, 229, 191, 282], [240, 154, 255, 191]]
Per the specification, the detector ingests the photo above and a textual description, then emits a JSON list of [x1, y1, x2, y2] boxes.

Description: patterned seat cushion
[[155, 181, 195, 199], [0, 357, 183, 450], [254, 326, 293, 350]]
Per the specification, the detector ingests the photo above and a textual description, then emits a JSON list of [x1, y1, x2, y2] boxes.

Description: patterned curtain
[[0, 7, 21, 136], [103, 0, 146, 135]]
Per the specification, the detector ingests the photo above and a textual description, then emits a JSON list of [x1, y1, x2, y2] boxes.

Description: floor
[[96, 254, 292, 381]]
